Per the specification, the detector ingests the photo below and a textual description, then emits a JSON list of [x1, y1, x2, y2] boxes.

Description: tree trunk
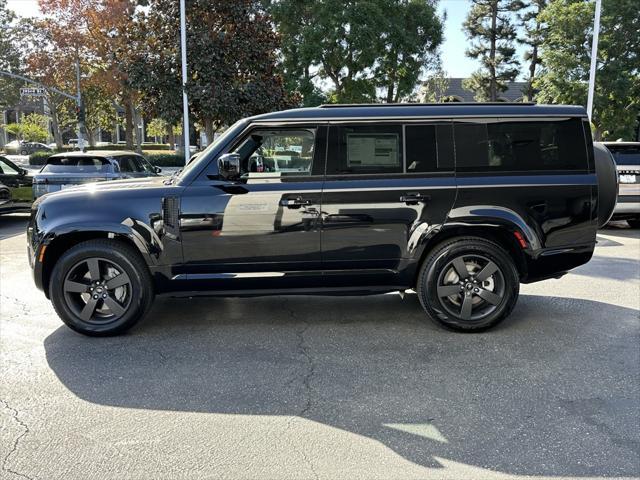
[[49, 100, 63, 150], [527, 42, 539, 101], [204, 118, 215, 147], [167, 124, 175, 149], [489, 5, 498, 101], [124, 100, 134, 149]]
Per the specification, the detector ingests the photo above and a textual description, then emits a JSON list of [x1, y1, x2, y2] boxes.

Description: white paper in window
[[347, 134, 399, 167]]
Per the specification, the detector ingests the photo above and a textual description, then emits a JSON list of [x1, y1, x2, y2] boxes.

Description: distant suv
[[28, 103, 617, 336], [601, 142, 640, 227], [32, 151, 160, 198]]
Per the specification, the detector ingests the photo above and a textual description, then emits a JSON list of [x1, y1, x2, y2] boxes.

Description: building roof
[[250, 103, 586, 122], [443, 78, 529, 102]]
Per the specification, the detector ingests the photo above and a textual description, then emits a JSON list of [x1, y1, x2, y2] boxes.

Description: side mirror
[[218, 153, 240, 180], [19, 168, 28, 176], [154, 166, 162, 173]]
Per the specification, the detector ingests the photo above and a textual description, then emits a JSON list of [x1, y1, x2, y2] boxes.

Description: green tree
[[0, 0, 23, 111], [535, 0, 640, 140], [519, 0, 547, 101], [136, 0, 292, 144], [463, 0, 524, 101], [10, 113, 50, 142], [147, 118, 168, 143], [420, 63, 451, 102], [375, 0, 443, 103], [83, 82, 118, 147]]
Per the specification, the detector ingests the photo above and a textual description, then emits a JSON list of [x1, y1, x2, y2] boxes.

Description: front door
[[178, 125, 326, 291], [0, 157, 33, 210], [320, 123, 457, 287]]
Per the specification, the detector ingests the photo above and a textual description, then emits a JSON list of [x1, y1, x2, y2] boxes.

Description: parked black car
[[33, 151, 161, 198], [28, 103, 618, 336], [0, 156, 33, 214], [601, 141, 640, 227]]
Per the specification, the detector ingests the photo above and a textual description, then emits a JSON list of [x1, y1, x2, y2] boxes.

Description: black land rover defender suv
[[28, 103, 618, 336]]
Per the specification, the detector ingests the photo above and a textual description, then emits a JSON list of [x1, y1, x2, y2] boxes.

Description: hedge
[[29, 150, 185, 167], [89, 143, 172, 151]]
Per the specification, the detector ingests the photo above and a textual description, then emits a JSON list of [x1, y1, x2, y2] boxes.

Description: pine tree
[[463, 0, 524, 101], [519, 0, 547, 101]]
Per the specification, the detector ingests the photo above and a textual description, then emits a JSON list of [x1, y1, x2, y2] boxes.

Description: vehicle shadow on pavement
[[0, 214, 29, 240], [43, 293, 640, 477]]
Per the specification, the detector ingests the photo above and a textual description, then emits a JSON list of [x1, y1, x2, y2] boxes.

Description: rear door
[[320, 122, 457, 287]]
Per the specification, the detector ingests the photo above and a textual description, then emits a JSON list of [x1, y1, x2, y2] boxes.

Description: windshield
[[41, 156, 112, 174], [608, 146, 640, 166], [175, 119, 248, 181]]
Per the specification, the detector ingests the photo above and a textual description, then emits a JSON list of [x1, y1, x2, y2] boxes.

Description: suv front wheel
[[417, 237, 520, 332], [49, 239, 154, 336]]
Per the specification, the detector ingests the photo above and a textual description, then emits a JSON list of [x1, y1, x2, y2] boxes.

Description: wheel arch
[[414, 225, 529, 286], [40, 226, 154, 298]]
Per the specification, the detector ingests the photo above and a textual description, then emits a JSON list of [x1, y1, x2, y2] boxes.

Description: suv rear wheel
[[49, 239, 154, 336], [417, 237, 519, 332]]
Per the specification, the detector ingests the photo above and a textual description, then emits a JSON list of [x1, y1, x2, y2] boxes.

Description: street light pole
[[75, 55, 85, 150], [179, 0, 190, 164], [586, 0, 602, 122]]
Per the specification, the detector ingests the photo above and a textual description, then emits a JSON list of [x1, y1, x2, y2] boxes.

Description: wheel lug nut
[[93, 295, 98, 299], [474, 288, 479, 293], [102, 294, 107, 298]]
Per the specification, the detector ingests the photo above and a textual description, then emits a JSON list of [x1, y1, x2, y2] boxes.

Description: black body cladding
[[28, 104, 607, 333]]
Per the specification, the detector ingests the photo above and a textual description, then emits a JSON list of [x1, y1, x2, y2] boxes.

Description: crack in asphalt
[[282, 299, 319, 480], [1, 399, 33, 480]]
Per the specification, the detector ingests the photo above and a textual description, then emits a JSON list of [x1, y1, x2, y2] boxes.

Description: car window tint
[[232, 128, 316, 177], [41, 157, 111, 173], [405, 124, 454, 173], [455, 119, 587, 171], [327, 124, 403, 175], [117, 156, 137, 172], [454, 118, 588, 172], [607, 146, 640, 166], [0, 159, 19, 175]]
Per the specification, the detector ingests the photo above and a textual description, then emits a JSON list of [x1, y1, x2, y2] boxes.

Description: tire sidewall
[[50, 243, 149, 335], [420, 239, 519, 331]]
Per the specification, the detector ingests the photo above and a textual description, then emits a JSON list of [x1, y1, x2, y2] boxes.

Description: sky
[[6, 0, 527, 80]]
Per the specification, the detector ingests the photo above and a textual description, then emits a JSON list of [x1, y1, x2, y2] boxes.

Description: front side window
[[327, 125, 403, 175], [454, 118, 588, 172], [232, 128, 316, 177]]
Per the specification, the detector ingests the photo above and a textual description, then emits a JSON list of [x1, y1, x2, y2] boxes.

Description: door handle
[[399, 192, 430, 205], [279, 197, 312, 209]]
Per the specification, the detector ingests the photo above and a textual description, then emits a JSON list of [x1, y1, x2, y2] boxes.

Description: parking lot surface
[[1, 214, 639, 480]]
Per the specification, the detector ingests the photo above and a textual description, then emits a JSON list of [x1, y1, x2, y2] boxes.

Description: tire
[[20, 149, 28, 156], [49, 239, 154, 336], [628, 219, 640, 229], [416, 237, 520, 332]]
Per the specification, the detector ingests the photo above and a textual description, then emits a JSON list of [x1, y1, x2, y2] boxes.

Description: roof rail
[[318, 102, 536, 108]]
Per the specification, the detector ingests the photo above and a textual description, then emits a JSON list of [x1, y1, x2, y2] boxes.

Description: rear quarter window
[[606, 146, 640, 166], [454, 118, 589, 173]]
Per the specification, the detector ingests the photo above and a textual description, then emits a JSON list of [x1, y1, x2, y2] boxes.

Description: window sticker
[[346, 133, 399, 167]]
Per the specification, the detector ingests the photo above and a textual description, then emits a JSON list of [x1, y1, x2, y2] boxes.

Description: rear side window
[[41, 157, 111, 174], [405, 124, 454, 173], [454, 118, 588, 172], [327, 125, 403, 175]]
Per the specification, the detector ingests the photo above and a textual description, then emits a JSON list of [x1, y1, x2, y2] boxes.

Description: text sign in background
[[20, 87, 46, 97]]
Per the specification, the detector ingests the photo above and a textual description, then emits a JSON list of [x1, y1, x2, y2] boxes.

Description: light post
[[179, 0, 190, 164], [586, 0, 602, 122]]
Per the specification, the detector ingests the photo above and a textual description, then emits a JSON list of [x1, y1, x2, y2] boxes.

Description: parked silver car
[[602, 141, 640, 227], [33, 151, 161, 198]]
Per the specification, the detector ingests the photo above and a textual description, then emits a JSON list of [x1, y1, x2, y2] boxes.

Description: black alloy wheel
[[417, 237, 520, 332], [63, 257, 132, 324], [50, 239, 154, 336]]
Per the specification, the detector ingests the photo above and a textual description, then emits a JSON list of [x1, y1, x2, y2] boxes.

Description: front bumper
[[613, 195, 640, 216]]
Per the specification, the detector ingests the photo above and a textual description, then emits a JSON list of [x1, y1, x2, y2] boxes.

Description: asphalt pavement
[[1, 214, 638, 480]]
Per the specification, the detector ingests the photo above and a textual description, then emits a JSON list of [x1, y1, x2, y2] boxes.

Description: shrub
[[88, 143, 172, 151], [144, 153, 185, 167], [29, 151, 55, 165]]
